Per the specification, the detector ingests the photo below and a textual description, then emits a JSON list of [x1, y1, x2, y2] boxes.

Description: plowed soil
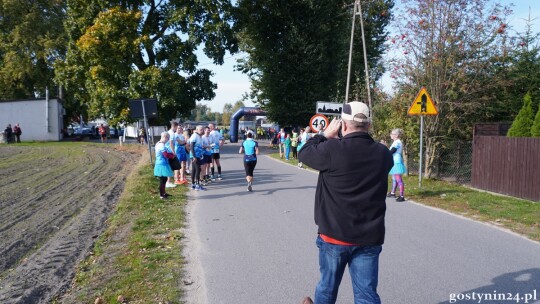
[[0, 143, 141, 304]]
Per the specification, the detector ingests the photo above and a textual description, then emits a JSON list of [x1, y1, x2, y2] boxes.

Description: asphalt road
[[184, 141, 540, 304]]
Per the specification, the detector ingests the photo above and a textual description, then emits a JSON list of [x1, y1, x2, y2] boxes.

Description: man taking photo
[[298, 101, 393, 304]]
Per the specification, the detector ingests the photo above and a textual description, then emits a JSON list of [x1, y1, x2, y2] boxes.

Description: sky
[[199, 0, 540, 113]]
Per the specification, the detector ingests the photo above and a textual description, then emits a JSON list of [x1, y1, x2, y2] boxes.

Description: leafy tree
[[55, 0, 238, 125], [190, 103, 214, 122], [235, 0, 393, 127], [386, 0, 512, 177], [221, 103, 233, 126], [508, 92, 534, 137], [0, 0, 67, 99]]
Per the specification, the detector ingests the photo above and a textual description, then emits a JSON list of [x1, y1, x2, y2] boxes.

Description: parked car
[[109, 127, 124, 137], [73, 125, 93, 136]]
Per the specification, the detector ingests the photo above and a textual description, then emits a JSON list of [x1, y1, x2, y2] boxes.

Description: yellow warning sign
[[408, 87, 438, 115]]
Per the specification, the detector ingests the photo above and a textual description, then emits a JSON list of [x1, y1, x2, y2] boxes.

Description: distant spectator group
[[2, 123, 22, 143]]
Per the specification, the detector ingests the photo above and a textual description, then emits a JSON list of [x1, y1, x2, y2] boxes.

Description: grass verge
[[269, 152, 540, 243], [59, 152, 188, 304]]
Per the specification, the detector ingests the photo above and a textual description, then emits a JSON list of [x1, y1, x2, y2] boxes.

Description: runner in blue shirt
[[239, 132, 259, 192], [189, 125, 206, 191], [209, 123, 224, 180]]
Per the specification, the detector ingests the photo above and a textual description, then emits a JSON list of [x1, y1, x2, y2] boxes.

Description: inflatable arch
[[229, 107, 267, 143]]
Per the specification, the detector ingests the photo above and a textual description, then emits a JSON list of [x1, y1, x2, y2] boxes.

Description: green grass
[[270, 152, 540, 242], [65, 159, 188, 304]]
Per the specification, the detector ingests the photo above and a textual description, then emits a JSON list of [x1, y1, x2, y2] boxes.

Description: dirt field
[[0, 143, 142, 304]]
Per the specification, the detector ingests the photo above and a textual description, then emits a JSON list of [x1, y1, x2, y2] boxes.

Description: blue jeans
[[314, 236, 382, 304]]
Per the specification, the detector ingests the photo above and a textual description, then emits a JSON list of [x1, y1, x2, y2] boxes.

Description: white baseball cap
[[341, 101, 371, 123]]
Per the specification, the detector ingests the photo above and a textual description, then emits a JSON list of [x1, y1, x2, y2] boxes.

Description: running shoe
[[191, 184, 196, 190], [217, 174, 222, 180], [166, 182, 177, 188], [396, 196, 405, 202], [211, 175, 216, 181], [247, 181, 252, 192], [195, 185, 207, 191], [174, 180, 183, 185]]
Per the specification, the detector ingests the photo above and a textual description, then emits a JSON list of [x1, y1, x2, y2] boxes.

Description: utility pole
[[345, 0, 372, 114]]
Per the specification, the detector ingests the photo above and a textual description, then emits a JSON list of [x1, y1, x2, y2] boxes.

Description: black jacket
[[298, 132, 393, 245]]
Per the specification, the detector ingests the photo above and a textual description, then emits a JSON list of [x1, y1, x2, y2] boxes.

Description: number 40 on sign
[[310, 114, 329, 131]]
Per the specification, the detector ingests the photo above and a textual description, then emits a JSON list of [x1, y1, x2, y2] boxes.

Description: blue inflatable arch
[[229, 107, 267, 143]]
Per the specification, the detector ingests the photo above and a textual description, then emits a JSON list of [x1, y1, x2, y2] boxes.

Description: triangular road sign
[[408, 87, 438, 115]]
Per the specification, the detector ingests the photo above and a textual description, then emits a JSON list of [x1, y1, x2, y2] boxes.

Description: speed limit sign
[[309, 114, 329, 132]]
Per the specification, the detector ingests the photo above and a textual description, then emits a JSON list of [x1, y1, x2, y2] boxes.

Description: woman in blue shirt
[[239, 132, 259, 192], [154, 131, 174, 199]]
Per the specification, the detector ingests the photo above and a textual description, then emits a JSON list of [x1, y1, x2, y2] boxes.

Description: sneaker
[[301, 297, 313, 304], [166, 182, 177, 188], [211, 175, 216, 181], [160, 195, 167, 199], [247, 181, 252, 192], [174, 180, 183, 185], [387, 192, 396, 198], [217, 174, 222, 180], [396, 196, 405, 202], [186, 170, 191, 175], [191, 184, 196, 190], [195, 185, 206, 191]]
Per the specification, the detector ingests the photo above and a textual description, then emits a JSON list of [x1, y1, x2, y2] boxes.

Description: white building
[[0, 98, 65, 142]]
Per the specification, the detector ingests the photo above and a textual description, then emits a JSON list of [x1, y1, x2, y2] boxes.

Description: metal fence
[[405, 140, 473, 184]]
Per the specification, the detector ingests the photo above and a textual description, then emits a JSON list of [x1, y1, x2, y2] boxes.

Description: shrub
[[508, 92, 534, 137], [531, 105, 540, 137]]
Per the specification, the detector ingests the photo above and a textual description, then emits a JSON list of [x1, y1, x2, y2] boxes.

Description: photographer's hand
[[324, 118, 341, 139]]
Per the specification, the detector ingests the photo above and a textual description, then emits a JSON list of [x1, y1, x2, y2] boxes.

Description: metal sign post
[[407, 87, 438, 188], [141, 99, 153, 165], [129, 98, 158, 165], [419, 115, 424, 187]]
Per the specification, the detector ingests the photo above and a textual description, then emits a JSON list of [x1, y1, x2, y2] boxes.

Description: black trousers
[[243, 160, 257, 177]]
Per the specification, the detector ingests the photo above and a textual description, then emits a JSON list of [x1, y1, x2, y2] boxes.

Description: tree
[[235, 0, 393, 127], [485, 18, 540, 123], [531, 105, 540, 137], [508, 92, 534, 137], [189, 103, 215, 122], [221, 103, 233, 126], [386, 0, 512, 177], [0, 0, 67, 99], [55, 0, 238, 125]]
